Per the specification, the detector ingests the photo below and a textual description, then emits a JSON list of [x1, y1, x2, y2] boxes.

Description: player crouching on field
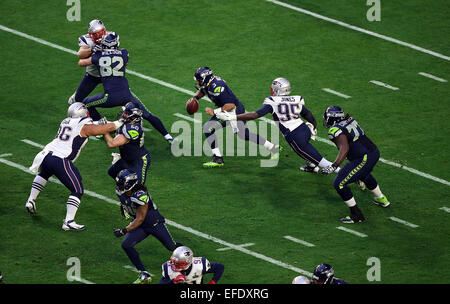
[[159, 246, 224, 284]]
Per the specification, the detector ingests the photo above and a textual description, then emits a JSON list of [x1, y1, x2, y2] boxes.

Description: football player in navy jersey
[[216, 77, 338, 172], [77, 32, 174, 144], [25, 103, 124, 230], [311, 263, 347, 284], [159, 246, 224, 284], [103, 102, 151, 185], [188, 67, 280, 168], [321, 106, 391, 223], [112, 169, 182, 284]]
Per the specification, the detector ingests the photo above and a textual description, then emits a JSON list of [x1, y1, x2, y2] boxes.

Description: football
[[186, 98, 199, 115]]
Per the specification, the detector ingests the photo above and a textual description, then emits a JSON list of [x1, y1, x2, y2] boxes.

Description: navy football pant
[[285, 124, 324, 165], [83, 90, 169, 137], [74, 73, 102, 103], [38, 154, 84, 199], [333, 148, 380, 201], [108, 153, 151, 185], [121, 222, 181, 271]]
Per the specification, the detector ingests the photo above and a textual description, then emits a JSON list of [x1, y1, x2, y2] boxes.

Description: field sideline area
[[0, 0, 449, 288]]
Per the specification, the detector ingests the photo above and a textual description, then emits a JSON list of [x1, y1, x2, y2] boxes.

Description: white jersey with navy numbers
[[78, 31, 113, 77], [44, 116, 92, 161], [162, 257, 211, 284], [263, 95, 305, 132]]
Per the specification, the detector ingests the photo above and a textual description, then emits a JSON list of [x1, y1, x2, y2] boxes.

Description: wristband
[[213, 108, 223, 115]]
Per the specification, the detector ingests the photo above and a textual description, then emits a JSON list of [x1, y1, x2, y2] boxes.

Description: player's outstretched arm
[[78, 46, 91, 59], [78, 57, 93, 67], [104, 133, 130, 148], [331, 134, 350, 166], [80, 121, 122, 138], [205, 262, 225, 284]]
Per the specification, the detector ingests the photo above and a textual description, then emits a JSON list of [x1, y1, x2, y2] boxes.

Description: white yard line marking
[[389, 217, 419, 228], [217, 243, 255, 251], [173, 113, 202, 123], [322, 88, 351, 99], [264, 0, 450, 61], [418, 72, 448, 83], [439, 207, 450, 213], [142, 127, 152, 132], [0, 153, 12, 158], [21, 139, 44, 149], [0, 156, 312, 278], [370, 80, 399, 91], [336, 226, 368, 238], [283, 236, 315, 247]]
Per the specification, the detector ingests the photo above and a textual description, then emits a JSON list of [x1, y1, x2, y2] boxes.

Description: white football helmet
[[68, 102, 88, 118], [292, 275, 311, 284], [271, 77, 291, 96], [88, 19, 106, 44], [170, 246, 193, 271]]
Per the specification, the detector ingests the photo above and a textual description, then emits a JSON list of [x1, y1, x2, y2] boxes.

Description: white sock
[[211, 147, 222, 157], [164, 134, 173, 140], [28, 175, 47, 202], [263, 141, 275, 151], [371, 185, 383, 198], [65, 195, 81, 222], [344, 197, 357, 207], [318, 158, 333, 168]]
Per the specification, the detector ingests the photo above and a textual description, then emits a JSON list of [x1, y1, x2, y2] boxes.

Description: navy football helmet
[[312, 263, 335, 284], [101, 32, 120, 50], [116, 169, 138, 194], [121, 102, 143, 124], [194, 66, 214, 89], [323, 106, 345, 128]]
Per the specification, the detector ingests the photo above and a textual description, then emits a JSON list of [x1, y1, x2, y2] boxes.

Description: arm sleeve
[[255, 104, 273, 117], [205, 262, 225, 283], [300, 106, 316, 124]]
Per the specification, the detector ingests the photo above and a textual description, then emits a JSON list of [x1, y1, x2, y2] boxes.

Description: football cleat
[[299, 164, 320, 173], [372, 195, 391, 208], [203, 155, 224, 168], [133, 271, 152, 284], [270, 145, 283, 160], [300, 161, 319, 173], [356, 180, 366, 191], [68, 93, 76, 105], [340, 214, 365, 224], [25, 200, 37, 215], [62, 220, 86, 231], [167, 138, 174, 145]]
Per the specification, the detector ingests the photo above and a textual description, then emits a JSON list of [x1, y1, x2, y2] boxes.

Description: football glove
[[97, 117, 108, 125], [92, 44, 102, 53], [113, 227, 127, 237], [173, 274, 186, 284], [320, 162, 339, 175], [305, 122, 317, 140], [206, 280, 216, 284]]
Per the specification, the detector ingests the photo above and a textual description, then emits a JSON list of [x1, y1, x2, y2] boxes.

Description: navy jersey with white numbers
[[327, 117, 377, 160], [117, 188, 164, 227], [91, 49, 129, 93], [200, 77, 245, 113], [117, 121, 148, 162]]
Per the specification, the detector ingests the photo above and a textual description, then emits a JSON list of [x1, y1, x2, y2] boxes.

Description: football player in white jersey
[[25, 102, 124, 230], [68, 19, 112, 105], [216, 77, 338, 172], [159, 246, 224, 284]]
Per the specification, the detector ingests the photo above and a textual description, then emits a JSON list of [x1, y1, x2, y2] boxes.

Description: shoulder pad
[[124, 124, 142, 140], [327, 125, 343, 139], [209, 81, 225, 96], [134, 190, 149, 203]]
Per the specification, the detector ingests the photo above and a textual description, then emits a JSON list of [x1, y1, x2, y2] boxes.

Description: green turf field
[[0, 0, 449, 285]]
